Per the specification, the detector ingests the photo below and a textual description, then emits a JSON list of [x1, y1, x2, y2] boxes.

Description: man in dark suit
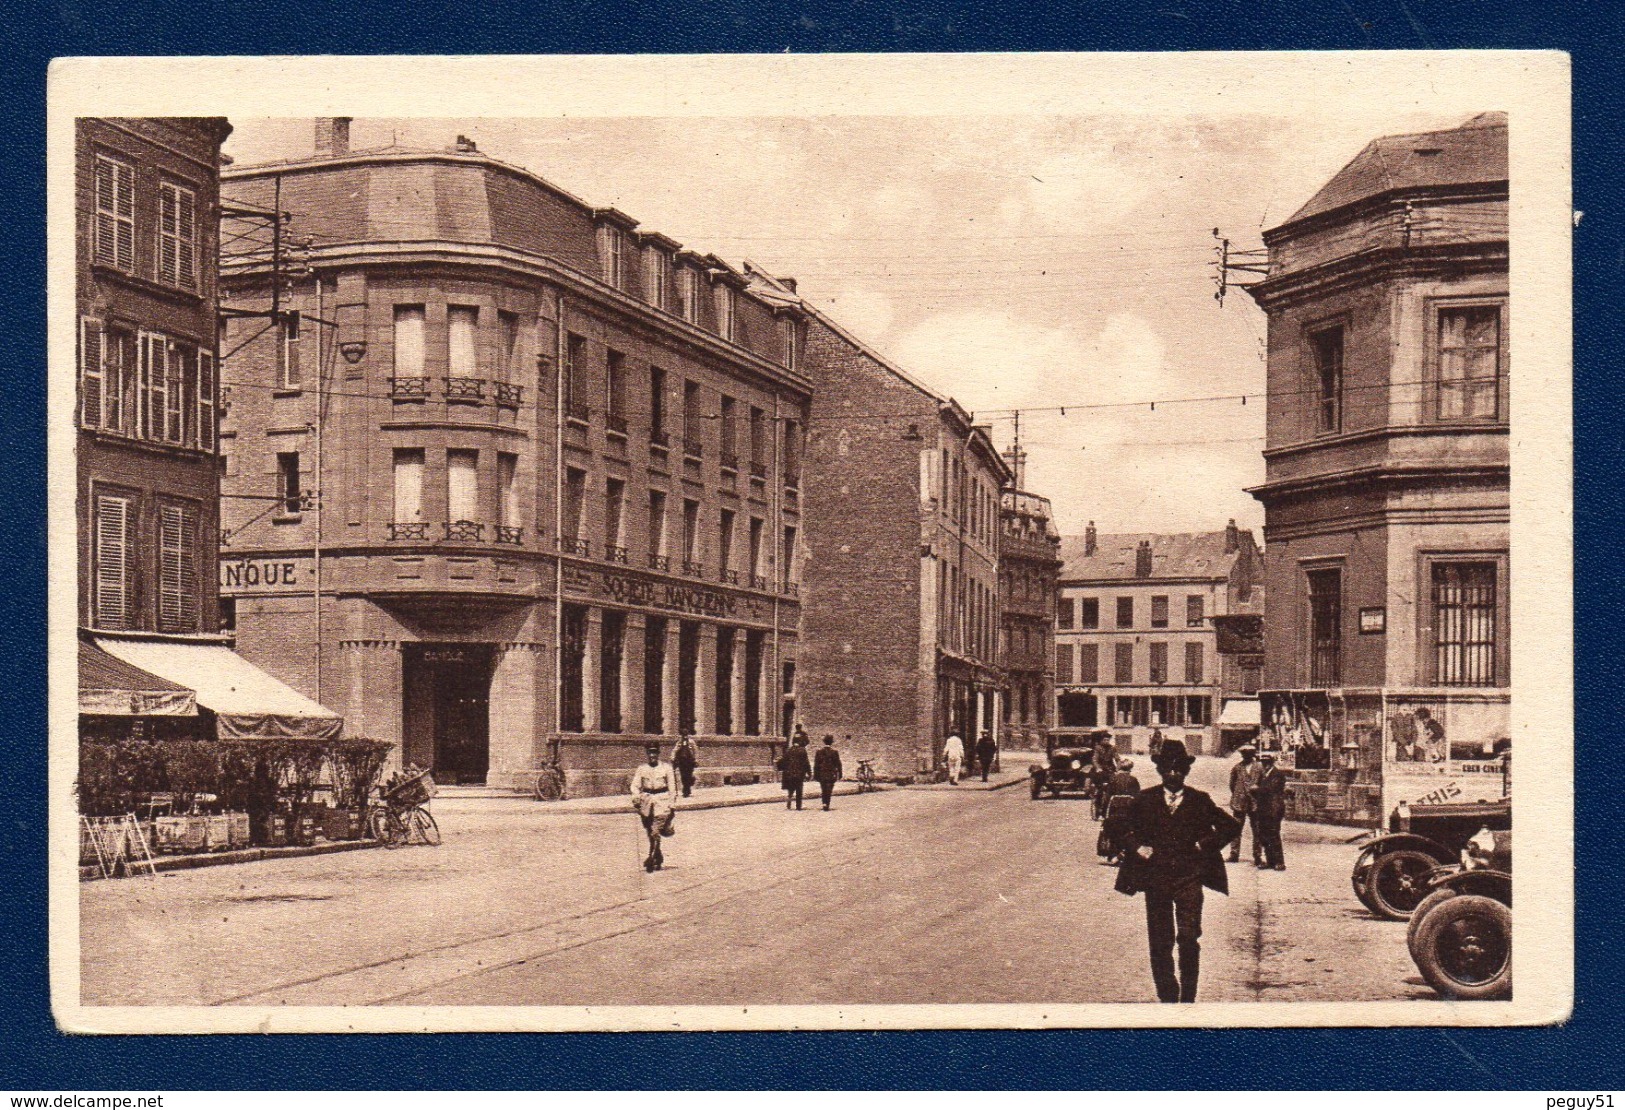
[[1249, 750, 1288, 871], [1115, 738, 1241, 1003]]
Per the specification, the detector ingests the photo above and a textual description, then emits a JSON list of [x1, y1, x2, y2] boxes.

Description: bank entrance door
[[402, 644, 493, 784]]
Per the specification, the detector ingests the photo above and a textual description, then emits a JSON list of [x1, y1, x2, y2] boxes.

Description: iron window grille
[[389, 522, 429, 541], [494, 526, 524, 545], [1433, 562, 1497, 685], [559, 536, 591, 557], [1307, 567, 1343, 687], [605, 544, 630, 564], [648, 554, 671, 572], [444, 377, 487, 402], [443, 520, 484, 543], [493, 382, 523, 408]]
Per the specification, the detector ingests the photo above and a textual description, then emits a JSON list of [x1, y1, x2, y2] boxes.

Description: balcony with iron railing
[[783, 581, 799, 597], [391, 376, 430, 400], [682, 559, 705, 577], [443, 520, 484, 542], [388, 521, 429, 540], [605, 544, 630, 564], [720, 569, 740, 585], [444, 377, 487, 403], [750, 573, 769, 591], [558, 536, 591, 557], [494, 525, 524, 545], [493, 382, 524, 408], [648, 553, 671, 572]]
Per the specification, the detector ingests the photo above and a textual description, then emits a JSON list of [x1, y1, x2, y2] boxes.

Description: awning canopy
[[93, 638, 342, 742], [1219, 698, 1262, 728], [79, 639, 197, 717]]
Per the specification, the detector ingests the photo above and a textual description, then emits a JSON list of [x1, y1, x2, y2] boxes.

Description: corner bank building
[[219, 121, 809, 795]]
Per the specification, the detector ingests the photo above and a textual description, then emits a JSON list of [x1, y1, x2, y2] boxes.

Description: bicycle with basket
[[370, 767, 441, 848]]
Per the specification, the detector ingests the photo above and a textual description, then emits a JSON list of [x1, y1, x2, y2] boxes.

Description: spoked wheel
[[1413, 894, 1511, 1000], [533, 769, 565, 802], [1365, 849, 1440, 920], [370, 807, 403, 848], [1350, 845, 1382, 912], [405, 807, 441, 847], [1407, 888, 1459, 959]]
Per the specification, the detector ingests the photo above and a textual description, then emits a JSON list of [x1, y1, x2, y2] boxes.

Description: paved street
[[80, 758, 1433, 1008]]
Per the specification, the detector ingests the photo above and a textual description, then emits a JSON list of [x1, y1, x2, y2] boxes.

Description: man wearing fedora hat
[[1115, 737, 1241, 1003], [1249, 750, 1288, 871], [1227, 743, 1262, 865]]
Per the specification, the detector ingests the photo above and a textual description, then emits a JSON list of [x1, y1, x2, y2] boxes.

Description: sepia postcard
[[47, 51, 1573, 1032]]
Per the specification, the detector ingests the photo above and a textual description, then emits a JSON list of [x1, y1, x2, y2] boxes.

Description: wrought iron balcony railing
[[682, 559, 705, 577], [444, 377, 486, 402], [391, 376, 430, 399], [443, 520, 484, 542], [750, 574, 769, 591], [648, 553, 671, 572], [721, 569, 740, 585], [783, 581, 799, 597], [493, 382, 524, 408], [388, 521, 429, 540], [494, 525, 524, 545], [605, 544, 630, 564], [558, 536, 591, 557]]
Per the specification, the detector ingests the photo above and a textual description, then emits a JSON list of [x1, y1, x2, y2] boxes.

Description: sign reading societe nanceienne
[[562, 563, 775, 622]]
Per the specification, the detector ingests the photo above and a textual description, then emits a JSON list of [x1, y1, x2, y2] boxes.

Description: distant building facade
[[781, 295, 1012, 778], [1245, 113, 1510, 823], [1053, 522, 1260, 756], [998, 449, 1061, 751], [219, 121, 809, 794]]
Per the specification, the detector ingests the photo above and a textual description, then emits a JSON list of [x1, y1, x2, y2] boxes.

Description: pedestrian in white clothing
[[943, 732, 966, 785], [630, 741, 678, 872]]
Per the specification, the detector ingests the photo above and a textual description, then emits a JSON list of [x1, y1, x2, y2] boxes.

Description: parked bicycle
[[370, 767, 441, 848], [854, 758, 879, 793], [532, 761, 567, 802]]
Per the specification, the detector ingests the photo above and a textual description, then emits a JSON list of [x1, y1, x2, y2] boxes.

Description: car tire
[[1364, 848, 1441, 920], [1407, 887, 1459, 960], [1351, 845, 1382, 913], [1412, 894, 1511, 1000], [1031, 780, 1043, 800]]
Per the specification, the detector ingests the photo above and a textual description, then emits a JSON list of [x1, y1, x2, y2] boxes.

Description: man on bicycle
[[630, 741, 678, 872]]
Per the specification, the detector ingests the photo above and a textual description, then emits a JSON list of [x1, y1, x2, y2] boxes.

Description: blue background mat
[[4, 1, 1614, 1089]]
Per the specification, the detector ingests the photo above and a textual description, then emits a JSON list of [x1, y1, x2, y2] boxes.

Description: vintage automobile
[[1351, 796, 1511, 920], [1405, 826, 1512, 1000], [1030, 728, 1113, 800]]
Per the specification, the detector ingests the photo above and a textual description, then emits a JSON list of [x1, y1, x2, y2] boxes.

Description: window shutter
[[93, 495, 130, 629], [196, 350, 215, 450], [177, 187, 197, 291], [140, 333, 167, 441], [157, 185, 178, 287], [103, 328, 127, 433], [115, 162, 134, 271], [157, 502, 199, 633], [94, 159, 117, 267], [79, 318, 103, 429], [165, 340, 184, 443]]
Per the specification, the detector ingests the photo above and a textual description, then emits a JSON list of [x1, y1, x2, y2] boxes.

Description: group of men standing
[[778, 727, 846, 811], [1226, 743, 1287, 871], [941, 730, 999, 785]]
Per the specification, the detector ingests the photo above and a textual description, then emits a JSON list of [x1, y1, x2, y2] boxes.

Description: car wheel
[[1364, 849, 1441, 920], [1031, 780, 1043, 800], [1049, 787, 1062, 798], [1350, 846, 1381, 912], [1412, 894, 1511, 1000], [1407, 888, 1459, 960]]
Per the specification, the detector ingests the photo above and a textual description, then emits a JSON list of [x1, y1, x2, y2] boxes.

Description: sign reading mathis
[[220, 556, 314, 593]]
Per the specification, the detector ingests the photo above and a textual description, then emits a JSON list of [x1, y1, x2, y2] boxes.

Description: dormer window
[[645, 247, 668, 310], [716, 282, 736, 341], [676, 266, 700, 324], [599, 225, 626, 289]]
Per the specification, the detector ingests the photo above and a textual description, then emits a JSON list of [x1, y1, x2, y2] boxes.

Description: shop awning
[[78, 639, 197, 717], [93, 638, 342, 742], [1219, 698, 1262, 728]]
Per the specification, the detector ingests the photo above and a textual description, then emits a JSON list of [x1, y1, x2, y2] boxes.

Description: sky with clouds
[[224, 107, 1472, 539]]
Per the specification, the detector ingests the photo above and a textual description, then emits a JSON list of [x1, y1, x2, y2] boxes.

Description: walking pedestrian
[[792, 722, 810, 750], [813, 734, 843, 810], [942, 731, 966, 785], [781, 734, 812, 810], [629, 741, 679, 873], [672, 733, 699, 799], [975, 731, 998, 783], [1090, 733, 1118, 819], [1098, 757, 1143, 864], [1250, 750, 1288, 871], [1115, 738, 1241, 1003], [1226, 743, 1262, 864]]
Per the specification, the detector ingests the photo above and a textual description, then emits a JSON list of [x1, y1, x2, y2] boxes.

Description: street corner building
[[1243, 112, 1511, 824], [1052, 521, 1261, 758], [216, 121, 810, 795], [74, 117, 345, 830], [772, 297, 1015, 781], [998, 456, 1062, 753]]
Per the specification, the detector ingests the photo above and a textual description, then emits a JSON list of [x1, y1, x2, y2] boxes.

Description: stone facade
[[998, 477, 1061, 752]]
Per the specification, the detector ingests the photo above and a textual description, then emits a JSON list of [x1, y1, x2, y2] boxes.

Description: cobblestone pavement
[[79, 756, 1432, 1008]]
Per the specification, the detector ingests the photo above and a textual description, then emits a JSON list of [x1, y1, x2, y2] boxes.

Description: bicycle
[[854, 759, 879, 793], [532, 762, 566, 802], [371, 769, 441, 848]]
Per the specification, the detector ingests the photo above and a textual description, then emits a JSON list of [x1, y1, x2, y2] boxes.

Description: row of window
[[1307, 302, 1504, 433], [938, 558, 998, 663], [941, 449, 1000, 550], [557, 607, 773, 737], [78, 319, 217, 449], [1057, 593, 1206, 631], [1058, 693, 1213, 730], [90, 490, 203, 633], [91, 153, 200, 293], [1056, 641, 1207, 687], [1305, 561, 1499, 687]]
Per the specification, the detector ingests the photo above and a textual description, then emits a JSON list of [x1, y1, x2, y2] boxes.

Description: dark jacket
[[672, 740, 698, 770], [975, 738, 997, 764], [1249, 765, 1287, 820], [780, 745, 812, 787], [1114, 784, 1241, 897], [813, 746, 843, 784]]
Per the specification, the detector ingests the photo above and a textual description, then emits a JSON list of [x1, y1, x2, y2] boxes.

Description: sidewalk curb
[[526, 781, 877, 817], [80, 837, 378, 881]]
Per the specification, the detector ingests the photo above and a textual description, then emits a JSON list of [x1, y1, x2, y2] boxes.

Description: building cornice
[[223, 240, 813, 399], [1246, 461, 1509, 503], [1245, 240, 1507, 312], [1262, 422, 1510, 461], [1263, 182, 1507, 245]]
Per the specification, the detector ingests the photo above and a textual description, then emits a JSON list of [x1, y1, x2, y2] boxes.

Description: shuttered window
[[196, 351, 216, 450], [1055, 643, 1074, 685], [157, 182, 198, 291], [157, 501, 200, 633], [1185, 641, 1204, 684], [93, 494, 131, 629], [1077, 643, 1099, 684], [1114, 642, 1134, 684], [1149, 641, 1168, 684], [140, 333, 167, 442], [79, 318, 104, 429], [94, 155, 135, 273]]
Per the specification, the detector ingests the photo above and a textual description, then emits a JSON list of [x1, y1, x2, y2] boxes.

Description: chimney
[[1225, 518, 1240, 555], [1135, 539, 1153, 578], [314, 117, 352, 158], [1084, 521, 1097, 557], [1002, 445, 1027, 490], [779, 276, 798, 293], [454, 134, 478, 153]]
